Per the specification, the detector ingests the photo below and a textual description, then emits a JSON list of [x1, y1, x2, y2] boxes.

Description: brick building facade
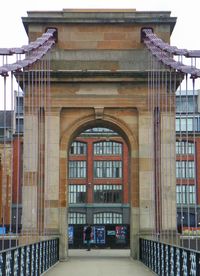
[[0, 91, 23, 234], [176, 90, 200, 230]]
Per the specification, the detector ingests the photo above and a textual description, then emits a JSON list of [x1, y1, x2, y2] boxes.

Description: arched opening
[[67, 125, 130, 250]]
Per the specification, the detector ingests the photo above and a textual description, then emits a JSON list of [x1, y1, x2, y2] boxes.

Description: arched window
[[68, 212, 86, 224], [94, 141, 122, 155], [70, 141, 87, 155], [93, 212, 122, 224]]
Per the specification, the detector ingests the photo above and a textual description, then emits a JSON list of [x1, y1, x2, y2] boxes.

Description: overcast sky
[[0, 0, 199, 109], [0, 0, 199, 49]]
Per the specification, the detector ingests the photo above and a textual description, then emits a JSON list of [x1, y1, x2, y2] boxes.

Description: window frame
[[69, 184, 87, 204], [93, 212, 122, 224], [70, 141, 87, 155], [69, 160, 87, 178], [94, 160, 122, 178], [94, 184, 122, 203], [176, 160, 195, 179], [176, 185, 196, 204], [68, 212, 86, 224], [176, 141, 195, 155], [94, 141, 122, 155]]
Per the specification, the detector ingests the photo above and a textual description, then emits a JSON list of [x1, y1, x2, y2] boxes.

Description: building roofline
[[22, 9, 176, 35]]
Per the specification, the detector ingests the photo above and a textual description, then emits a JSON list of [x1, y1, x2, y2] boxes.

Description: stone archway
[[59, 109, 140, 259], [21, 9, 177, 262]]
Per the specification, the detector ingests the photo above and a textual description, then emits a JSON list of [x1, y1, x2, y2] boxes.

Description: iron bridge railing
[[0, 238, 59, 275], [140, 238, 200, 276]]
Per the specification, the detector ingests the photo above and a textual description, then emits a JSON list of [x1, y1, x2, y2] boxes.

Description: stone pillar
[[161, 113, 177, 236], [44, 109, 60, 235], [22, 114, 38, 232], [130, 207, 139, 259], [59, 206, 68, 261], [138, 111, 155, 235], [129, 114, 140, 260], [59, 145, 68, 260]]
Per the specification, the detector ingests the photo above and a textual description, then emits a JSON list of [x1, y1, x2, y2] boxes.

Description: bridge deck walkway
[[45, 249, 154, 276]]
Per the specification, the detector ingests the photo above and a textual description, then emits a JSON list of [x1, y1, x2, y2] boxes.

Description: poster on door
[[68, 226, 74, 244], [115, 226, 127, 244], [95, 226, 105, 244]]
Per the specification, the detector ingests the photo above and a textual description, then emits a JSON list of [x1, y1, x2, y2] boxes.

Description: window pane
[[69, 161, 86, 178], [176, 141, 195, 155], [69, 185, 86, 204], [93, 212, 122, 224], [68, 212, 86, 224], [94, 141, 122, 155], [94, 161, 122, 178], [176, 161, 195, 179], [176, 116, 200, 132], [70, 141, 87, 155], [176, 96, 197, 113], [94, 185, 122, 203], [176, 185, 196, 204]]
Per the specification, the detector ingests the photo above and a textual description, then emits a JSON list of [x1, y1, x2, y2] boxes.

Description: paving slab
[[45, 249, 154, 276]]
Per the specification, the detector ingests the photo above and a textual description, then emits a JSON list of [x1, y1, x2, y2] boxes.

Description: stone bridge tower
[[22, 9, 177, 259]]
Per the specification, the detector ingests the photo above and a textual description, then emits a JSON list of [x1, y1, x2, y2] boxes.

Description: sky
[[0, 0, 199, 108], [0, 0, 199, 49]]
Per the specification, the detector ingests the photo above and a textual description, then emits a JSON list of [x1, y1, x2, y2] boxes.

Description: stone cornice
[[48, 70, 182, 84], [22, 10, 176, 34]]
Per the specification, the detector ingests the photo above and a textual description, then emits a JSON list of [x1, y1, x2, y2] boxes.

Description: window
[[69, 185, 86, 204], [176, 117, 200, 132], [94, 161, 122, 178], [0, 128, 12, 140], [177, 212, 196, 227], [68, 212, 86, 224], [176, 118, 193, 132], [69, 161, 86, 178], [70, 141, 87, 155], [176, 96, 197, 113], [176, 161, 195, 178], [176, 141, 195, 155], [16, 118, 23, 133], [176, 185, 196, 204], [93, 212, 122, 224], [16, 97, 24, 115], [94, 185, 122, 203], [94, 141, 122, 155]]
